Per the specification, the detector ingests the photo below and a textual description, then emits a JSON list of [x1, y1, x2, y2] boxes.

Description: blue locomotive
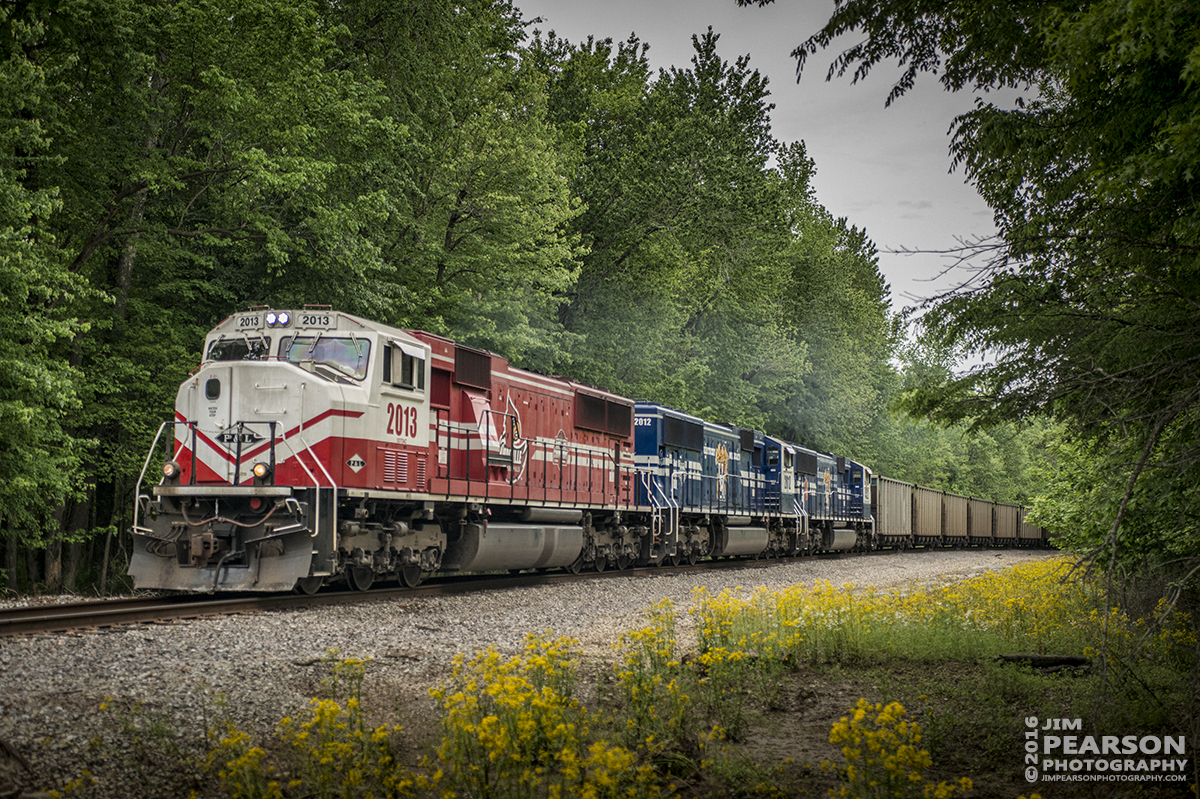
[[631, 401, 874, 566]]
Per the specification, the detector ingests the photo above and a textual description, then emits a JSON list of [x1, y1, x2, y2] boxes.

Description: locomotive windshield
[[280, 335, 371, 380], [207, 336, 271, 361]]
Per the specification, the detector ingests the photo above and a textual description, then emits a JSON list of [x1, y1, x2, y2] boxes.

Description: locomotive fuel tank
[[441, 522, 585, 573], [715, 526, 770, 557]]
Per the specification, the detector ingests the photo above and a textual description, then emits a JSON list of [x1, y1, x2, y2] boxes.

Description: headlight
[[162, 461, 181, 479], [252, 462, 271, 479], [266, 311, 278, 325], [277, 311, 290, 325]]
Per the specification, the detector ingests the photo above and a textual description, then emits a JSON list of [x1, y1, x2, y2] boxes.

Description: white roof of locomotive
[[204, 308, 424, 359]]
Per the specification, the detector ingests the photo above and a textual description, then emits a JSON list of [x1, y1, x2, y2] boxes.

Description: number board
[[297, 311, 335, 329], [235, 313, 265, 330]]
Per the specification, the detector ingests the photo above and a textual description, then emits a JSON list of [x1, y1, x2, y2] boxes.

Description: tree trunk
[[113, 80, 163, 322], [44, 538, 62, 593], [113, 186, 148, 321], [64, 542, 82, 593], [100, 528, 114, 597], [4, 517, 15, 593], [44, 504, 67, 592], [25, 545, 39, 589], [62, 496, 91, 592], [100, 476, 128, 596]]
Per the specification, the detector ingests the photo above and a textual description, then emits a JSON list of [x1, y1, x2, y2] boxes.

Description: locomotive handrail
[[273, 435, 323, 489], [132, 420, 174, 533], [220, 420, 280, 486], [275, 429, 336, 547], [641, 470, 678, 510], [291, 428, 338, 489]]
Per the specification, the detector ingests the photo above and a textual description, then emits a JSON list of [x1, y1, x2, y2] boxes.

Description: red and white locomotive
[[130, 307, 645, 592]]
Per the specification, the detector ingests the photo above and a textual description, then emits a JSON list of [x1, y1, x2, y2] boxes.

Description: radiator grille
[[575, 392, 606, 432], [574, 391, 634, 438], [383, 451, 409, 484], [416, 455, 427, 488], [664, 415, 704, 452], [454, 346, 491, 390]]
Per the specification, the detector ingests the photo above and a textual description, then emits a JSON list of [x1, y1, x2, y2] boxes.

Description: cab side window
[[384, 344, 425, 391]]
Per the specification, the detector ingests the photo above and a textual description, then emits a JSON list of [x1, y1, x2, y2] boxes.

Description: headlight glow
[[162, 461, 181, 479], [252, 462, 271, 479], [266, 311, 278, 326], [277, 311, 290, 325]]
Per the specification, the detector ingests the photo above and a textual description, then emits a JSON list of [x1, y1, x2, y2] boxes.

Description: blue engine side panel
[[634, 402, 702, 509], [795, 447, 839, 520], [762, 435, 799, 516], [793, 447, 874, 523], [635, 403, 772, 516], [701, 421, 741, 512], [636, 402, 865, 526], [732, 428, 754, 512], [845, 459, 873, 521]]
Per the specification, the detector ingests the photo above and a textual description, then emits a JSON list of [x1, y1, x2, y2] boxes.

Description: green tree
[[537, 29, 814, 429], [337, 0, 582, 369], [774, 140, 897, 454], [0, 4, 90, 588], [852, 336, 1045, 503], [530, 26, 905, 457], [750, 0, 1200, 565], [22, 0, 400, 589]]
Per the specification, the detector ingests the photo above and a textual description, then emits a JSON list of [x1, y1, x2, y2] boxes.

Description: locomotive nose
[[183, 359, 293, 486]]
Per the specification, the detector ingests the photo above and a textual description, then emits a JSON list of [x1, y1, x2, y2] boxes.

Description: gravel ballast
[[0, 549, 1060, 796]]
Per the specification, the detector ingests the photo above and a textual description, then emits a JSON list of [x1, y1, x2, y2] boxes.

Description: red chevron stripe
[[174, 408, 364, 464]]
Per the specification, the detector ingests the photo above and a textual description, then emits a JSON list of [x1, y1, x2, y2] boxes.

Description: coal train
[[129, 308, 1048, 593]]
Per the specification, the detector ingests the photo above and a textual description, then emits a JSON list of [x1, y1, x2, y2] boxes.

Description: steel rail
[[0, 547, 915, 638]]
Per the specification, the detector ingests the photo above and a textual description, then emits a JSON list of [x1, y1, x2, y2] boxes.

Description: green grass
[[50, 556, 1198, 799]]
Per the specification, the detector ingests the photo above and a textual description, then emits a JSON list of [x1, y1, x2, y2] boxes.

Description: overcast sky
[[516, 0, 1000, 314]]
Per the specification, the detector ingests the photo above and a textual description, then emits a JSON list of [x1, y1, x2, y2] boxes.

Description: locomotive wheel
[[295, 576, 323, 595], [567, 555, 584, 575], [593, 556, 606, 573], [349, 567, 375, 592], [399, 564, 422, 588], [616, 554, 632, 571], [686, 548, 698, 566]]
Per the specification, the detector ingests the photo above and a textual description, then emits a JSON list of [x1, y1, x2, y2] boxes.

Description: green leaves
[[0, 2, 89, 535], [784, 0, 1200, 564], [530, 26, 906, 455]]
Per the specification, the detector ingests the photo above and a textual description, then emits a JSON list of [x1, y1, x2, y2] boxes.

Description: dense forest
[[754, 0, 1200, 574], [1, 0, 1044, 593]]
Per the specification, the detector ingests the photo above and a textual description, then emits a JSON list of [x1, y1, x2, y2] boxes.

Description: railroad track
[[0, 548, 898, 637]]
